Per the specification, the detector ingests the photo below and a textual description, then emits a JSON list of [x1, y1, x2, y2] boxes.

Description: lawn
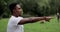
[[0, 16, 60, 32]]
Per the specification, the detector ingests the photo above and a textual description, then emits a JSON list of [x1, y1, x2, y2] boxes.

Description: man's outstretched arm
[[18, 17, 52, 25]]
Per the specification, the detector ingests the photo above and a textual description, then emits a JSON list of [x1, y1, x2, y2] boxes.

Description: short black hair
[[9, 3, 19, 13]]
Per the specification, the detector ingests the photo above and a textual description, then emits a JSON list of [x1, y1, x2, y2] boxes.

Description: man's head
[[9, 3, 23, 16]]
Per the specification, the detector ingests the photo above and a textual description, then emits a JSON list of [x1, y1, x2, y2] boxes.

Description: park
[[0, 16, 60, 32], [0, 0, 60, 32]]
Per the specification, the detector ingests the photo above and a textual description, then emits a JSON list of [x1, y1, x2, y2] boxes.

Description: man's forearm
[[29, 17, 45, 22]]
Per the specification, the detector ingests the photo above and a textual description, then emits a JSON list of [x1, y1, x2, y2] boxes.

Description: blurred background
[[0, 0, 60, 18], [0, 0, 60, 32]]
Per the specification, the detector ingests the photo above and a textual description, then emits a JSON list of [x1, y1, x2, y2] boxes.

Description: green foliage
[[0, 0, 60, 18], [20, 0, 57, 16]]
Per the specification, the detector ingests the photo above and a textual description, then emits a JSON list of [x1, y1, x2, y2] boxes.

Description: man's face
[[14, 4, 23, 16]]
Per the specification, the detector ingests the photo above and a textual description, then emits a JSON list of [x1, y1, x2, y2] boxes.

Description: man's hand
[[44, 16, 53, 22]]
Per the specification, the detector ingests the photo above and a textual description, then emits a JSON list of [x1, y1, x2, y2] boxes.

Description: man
[[57, 12, 60, 22], [7, 3, 52, 32]]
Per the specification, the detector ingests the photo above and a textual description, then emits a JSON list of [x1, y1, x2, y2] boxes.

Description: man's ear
[[13, 9, 16, 13]]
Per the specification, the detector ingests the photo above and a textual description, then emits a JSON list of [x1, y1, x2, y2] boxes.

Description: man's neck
[[12, 15, 21, 17], [12, 14, 18, 17]]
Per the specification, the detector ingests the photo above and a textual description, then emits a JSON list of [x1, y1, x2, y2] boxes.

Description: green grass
[[0, 17, 60, 32], [0, 18, 9, 32]]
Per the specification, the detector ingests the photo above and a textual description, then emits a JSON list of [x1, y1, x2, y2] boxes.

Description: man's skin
[[12, 4, 52, 25]]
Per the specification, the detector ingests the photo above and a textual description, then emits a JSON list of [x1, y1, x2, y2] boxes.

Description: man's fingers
[[46, 17, 53, 19]]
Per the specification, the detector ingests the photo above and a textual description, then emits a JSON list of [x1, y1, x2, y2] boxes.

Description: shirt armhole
[[13, 17, 23, 25]]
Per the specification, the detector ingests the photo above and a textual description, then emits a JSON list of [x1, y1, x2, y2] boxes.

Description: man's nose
[[20, 9, 23, 11]]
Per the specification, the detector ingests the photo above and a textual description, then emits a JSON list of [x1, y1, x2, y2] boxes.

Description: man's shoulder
[[9, 16, 23, 21]]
